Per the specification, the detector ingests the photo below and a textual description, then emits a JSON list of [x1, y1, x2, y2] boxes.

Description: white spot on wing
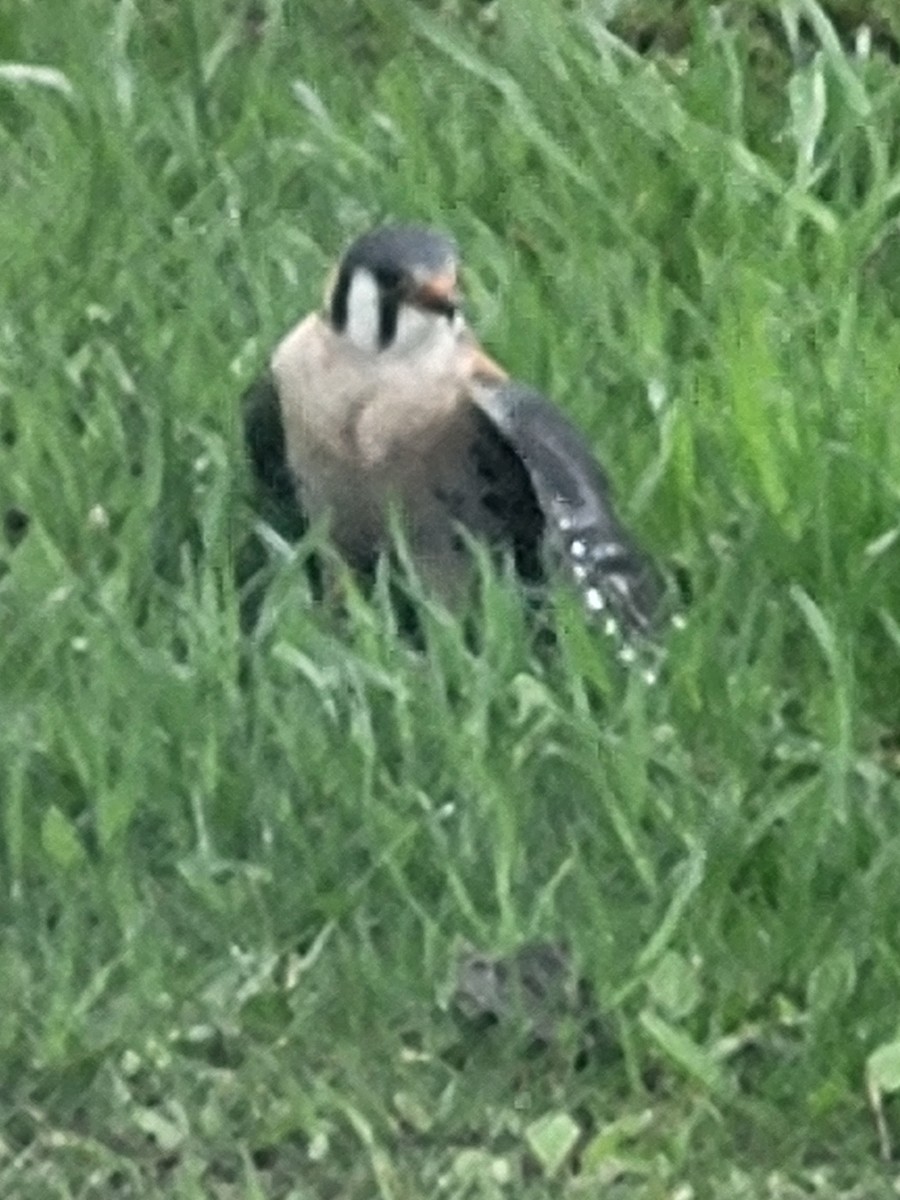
[[590, 541, 623, 563], [585, 587, 605, 611], [570, 539, 587, 558]]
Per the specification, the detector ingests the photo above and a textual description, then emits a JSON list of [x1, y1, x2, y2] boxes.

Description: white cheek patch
[[345, 268, 381, 352], [343, 266, 459, 359]]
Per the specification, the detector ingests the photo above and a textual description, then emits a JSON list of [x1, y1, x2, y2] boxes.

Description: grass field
[[2, 1, 900, 1196]]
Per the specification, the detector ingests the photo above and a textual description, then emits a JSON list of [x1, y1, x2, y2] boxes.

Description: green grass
[[2, 0, 900, 1195]]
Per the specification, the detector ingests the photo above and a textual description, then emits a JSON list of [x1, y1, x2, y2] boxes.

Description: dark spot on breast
[[479, 491, 506, 517], [433, 485, 465, 516], [476, 461, 500, 484]]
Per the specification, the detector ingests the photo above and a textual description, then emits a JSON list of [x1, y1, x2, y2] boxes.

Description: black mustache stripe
[[329, 265, 351, 332], [378, 292, 400, 349]]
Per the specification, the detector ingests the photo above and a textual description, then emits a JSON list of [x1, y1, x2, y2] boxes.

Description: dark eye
[[374, 266, 403, 292]]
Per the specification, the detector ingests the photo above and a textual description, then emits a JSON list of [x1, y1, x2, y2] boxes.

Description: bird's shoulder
[[242, 366, 307, 540], [270, 311, 330, 382]]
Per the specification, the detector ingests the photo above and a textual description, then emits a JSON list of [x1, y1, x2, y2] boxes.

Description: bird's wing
[[242, 372, 307, 540], [470, 380, 664, 636]]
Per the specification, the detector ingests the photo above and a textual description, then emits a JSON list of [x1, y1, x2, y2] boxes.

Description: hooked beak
[[413, 271, 460, 317]]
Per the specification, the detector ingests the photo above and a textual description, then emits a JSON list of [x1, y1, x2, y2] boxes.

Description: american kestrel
[[243, 224, 664, 638]]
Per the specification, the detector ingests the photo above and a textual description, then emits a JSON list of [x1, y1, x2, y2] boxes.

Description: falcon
[[243, 224, 664, 639]]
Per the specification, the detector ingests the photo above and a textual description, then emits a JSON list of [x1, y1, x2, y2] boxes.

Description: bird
[[242, 223, 665, 643]]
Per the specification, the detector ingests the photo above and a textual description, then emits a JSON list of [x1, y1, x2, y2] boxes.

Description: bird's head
[[326, 224, 464, 355]]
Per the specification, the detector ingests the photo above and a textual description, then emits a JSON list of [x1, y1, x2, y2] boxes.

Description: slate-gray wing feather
[[471, 381, 664, 637], [242, 372, 307, 540]]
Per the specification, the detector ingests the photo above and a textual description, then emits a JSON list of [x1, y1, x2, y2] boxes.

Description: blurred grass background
[[1, 0, 900, 1196]]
